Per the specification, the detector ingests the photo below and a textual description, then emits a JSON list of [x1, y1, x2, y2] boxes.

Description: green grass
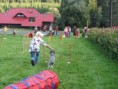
[[0, 34, 118, 89]]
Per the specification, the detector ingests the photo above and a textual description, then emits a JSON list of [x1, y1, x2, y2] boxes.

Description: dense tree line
[[59, 0, 102, 28], [60, 0, 118, 28]]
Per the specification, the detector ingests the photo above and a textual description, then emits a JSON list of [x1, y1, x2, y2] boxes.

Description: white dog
[[48, 50, 55, 68]]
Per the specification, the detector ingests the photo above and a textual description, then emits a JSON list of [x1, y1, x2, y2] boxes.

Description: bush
[[88, 28, 118, 60]]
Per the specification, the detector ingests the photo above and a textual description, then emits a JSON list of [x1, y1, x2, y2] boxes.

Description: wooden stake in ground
[[67, 43, 72, 64], [0, 35, 3, 47], [23, 35, 30, 53], [60, 32, 63, 40], [74, 37, 78, 46], [59, 32, 64, 47], [3, 26, 8, 39], [48, 34, 52, 42], [43, 46, 46, 62]]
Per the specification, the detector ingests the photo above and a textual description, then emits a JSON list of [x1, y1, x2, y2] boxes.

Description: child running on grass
[[29, 31, 54, 66]]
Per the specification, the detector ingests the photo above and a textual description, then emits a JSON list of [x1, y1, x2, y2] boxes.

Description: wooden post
[[3, 26, 8, 39], [60, 32, 63, 40], [48, 33, 52, 42], [74, 37, 77, 46], [0, 35, 3, 47], [22, 35, 25, 53], [68, 43, 72, 64], [43, 46, 46, 62], [23, 35, 30, 53]]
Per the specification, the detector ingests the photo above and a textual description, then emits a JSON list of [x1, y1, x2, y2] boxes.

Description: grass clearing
[[0, 34, 118, 89]]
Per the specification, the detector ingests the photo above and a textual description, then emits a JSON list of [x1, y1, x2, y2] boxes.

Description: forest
[[0, 0, 117, 28]]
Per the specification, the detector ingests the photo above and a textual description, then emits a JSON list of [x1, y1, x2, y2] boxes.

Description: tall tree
[[97, 0, 110, 27], [88, 0, 102, 27], [111, 0, 118, 26], [60, 0, 89, 27]]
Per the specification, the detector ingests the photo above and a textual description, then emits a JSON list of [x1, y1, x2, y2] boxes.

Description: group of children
[[63, 25, 89, 38], [42, 25, 89, 38], [43, 25, 59, 36]]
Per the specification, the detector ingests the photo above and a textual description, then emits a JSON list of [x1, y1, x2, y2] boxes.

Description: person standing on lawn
[[29, 31, 54, 66], [54, 26, 59, 35], [73, 26, 76, 37], [83, 26, 89, 38]]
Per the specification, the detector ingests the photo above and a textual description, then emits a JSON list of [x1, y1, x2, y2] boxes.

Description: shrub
[[88, 28, 118, 60]]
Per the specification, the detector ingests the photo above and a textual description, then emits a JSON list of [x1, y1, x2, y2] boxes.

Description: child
[[29, 31, 54, 66], [48, 50, 55, 68]]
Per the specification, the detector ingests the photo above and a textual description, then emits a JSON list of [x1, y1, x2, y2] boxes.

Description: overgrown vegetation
[[88, 28, 118, 60]]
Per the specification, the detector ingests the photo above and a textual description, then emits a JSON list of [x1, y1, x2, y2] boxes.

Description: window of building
[[16, 13, 25, 18], [29, 17, 35, 22]]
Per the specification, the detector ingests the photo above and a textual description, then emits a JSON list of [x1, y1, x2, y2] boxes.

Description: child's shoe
[[31, 60, 35, 66]]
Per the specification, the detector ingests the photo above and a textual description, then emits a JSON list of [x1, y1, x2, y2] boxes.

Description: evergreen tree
[[97, 0, 110, 27], [60, 0, 89, 28], [88, 0, 102, 27]]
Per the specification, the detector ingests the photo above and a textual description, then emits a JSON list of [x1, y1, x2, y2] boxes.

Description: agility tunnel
[[4, 70, 59, 89]]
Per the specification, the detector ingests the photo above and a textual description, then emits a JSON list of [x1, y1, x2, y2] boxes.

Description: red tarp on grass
[[4, 70, 59, 89]]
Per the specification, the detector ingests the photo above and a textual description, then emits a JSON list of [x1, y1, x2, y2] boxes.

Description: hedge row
[[88, 28, 118, 60]]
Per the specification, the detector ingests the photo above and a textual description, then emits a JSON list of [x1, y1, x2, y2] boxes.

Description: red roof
[[0, 8, 54, 27]]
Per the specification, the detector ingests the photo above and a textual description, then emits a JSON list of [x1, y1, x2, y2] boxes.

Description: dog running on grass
[[48, 50, 55, 68]]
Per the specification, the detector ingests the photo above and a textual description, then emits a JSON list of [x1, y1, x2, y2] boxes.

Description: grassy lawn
[[0, 34, 118, 89]]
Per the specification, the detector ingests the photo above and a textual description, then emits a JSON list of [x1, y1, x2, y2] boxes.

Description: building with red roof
[[0, 8, 54, 29]]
